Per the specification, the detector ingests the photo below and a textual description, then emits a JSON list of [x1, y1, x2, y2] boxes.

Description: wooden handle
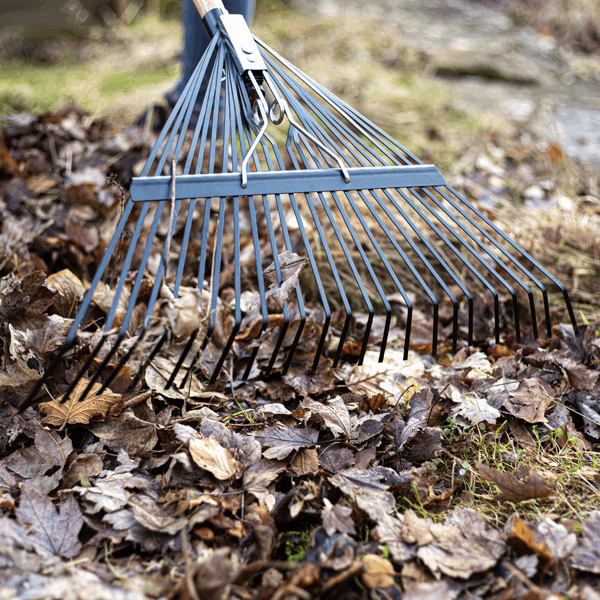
[[192, 0, 226, 18]]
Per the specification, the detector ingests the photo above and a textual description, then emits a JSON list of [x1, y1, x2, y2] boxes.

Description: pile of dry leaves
[[1, 106, 600, 600]]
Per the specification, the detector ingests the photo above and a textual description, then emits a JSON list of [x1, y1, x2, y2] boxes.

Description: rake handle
[[192, 0, 226, 18]]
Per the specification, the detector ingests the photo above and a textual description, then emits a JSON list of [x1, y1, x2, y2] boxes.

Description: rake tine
[[165, 329, 199, 390], [439, 185, 578, 336]]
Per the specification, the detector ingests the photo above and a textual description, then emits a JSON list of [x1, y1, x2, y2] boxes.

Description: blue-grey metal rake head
[[22, 2, 578, 409]]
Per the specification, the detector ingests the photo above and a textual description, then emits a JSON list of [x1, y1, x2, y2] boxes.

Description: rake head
[[23, 9, 578, 408]]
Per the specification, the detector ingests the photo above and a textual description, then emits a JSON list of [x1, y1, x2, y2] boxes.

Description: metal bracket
[[218, 14, 267, 74]]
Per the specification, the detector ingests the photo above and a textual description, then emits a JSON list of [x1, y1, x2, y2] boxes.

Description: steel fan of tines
[[23, 0, 578, 408]]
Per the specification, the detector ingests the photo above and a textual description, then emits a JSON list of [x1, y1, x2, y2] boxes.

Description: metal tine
[[225, 88, 339, 374], [280, 95, 384, 362], [246, 123, 309, 374], [228, 77, 273, 380], [274, 50, 575, 340], [234, 79, 295, 376], [87, 62, 214, 399], [409, 186, 534, 341], [260, 46, 420, 167], [23, 197, 136, 405], [262, 57, 552, 343], [268, 66, 447, 356], [166, 43, 231, 388], [269, 68, 470, 353], [435, 185, 578, 336], [285, 128, 367, 367], [421, 186, 540, 336], [284, 117, 393, 363], [207, 56, 266, 382], [268, 63, 506, 346], [397, 187, 516, 342], [57, 36, 225, 403], [268, 75, 386, 362], [200, 65, 238, 383]]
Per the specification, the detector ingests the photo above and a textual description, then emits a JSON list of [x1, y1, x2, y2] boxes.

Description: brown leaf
[[322, 498, 356, 537], [290, 448, 319, 476], [477, 462, 553, 502], [504, 378, 554, 423], [417, 507, 506, 579], [330, 467, 399, 522], [243, 459, 286, 493], [570, 511, 600, 573], [403, 427, 443, 463], [62, 454, 104, 488], [27, 315, 73, 357], [254, 424, 319, 460], [40, 379, 121, 427], [507, 517, 553, 564], [263, 250, 307, 308], [361, 554, 395, 589], [301, 396, 353, 438], [16, 488, 82, 557], [46, 269, 85, 318], [189, 437, 238, 480], [0, 271, 55, 326], [88, 411, 158, 454]]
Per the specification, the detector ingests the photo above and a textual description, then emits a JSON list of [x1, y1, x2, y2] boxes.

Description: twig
[[105, 173, 126, 288]]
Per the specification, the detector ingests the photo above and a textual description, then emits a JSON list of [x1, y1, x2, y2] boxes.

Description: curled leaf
[[189, 437, 238, 480]]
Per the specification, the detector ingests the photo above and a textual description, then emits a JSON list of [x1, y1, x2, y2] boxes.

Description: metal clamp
[[218, 14, 267, 74]]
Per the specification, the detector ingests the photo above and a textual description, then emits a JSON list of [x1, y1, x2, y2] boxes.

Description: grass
[[429, 416, 600, 528], [0, 15, 181, 121]]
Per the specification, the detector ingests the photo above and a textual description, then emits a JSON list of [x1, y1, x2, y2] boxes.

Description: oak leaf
[[39, 379, 121, 427]]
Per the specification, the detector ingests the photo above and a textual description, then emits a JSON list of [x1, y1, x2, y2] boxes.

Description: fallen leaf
[[322, 498, 356, 537], [46, 269, 85, 318], [254, 424, 319, 460], [0, 271, 55, 326], [189, 437, 238, 480], [503, 378, 554, 424], [290, 448, 319, 476], [477, 462, 553, 502], [330, 467, 399, 521], [88, 411, 158, 454], [507, 517, 553, 565], [301, 396, 353, 438], [62, 454, 104, 488], [263, 250, 307, 308], [451, 392, 500, 426], [243, 459, 286, 493], [39, 379, 121, 427], [417, 507, 506, 579], [570, 511, 600, 574], [361, 554, 396, 589], [16, 488, 82, 557]]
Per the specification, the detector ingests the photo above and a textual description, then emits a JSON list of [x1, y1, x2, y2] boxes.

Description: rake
[[22, 0, 578, 408]]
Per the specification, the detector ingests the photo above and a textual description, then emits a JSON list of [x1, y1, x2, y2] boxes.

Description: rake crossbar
[[130, 165, 446, 201]]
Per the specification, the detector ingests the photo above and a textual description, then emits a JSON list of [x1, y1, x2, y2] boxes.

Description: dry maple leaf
[[39, 379, 121, 427]]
